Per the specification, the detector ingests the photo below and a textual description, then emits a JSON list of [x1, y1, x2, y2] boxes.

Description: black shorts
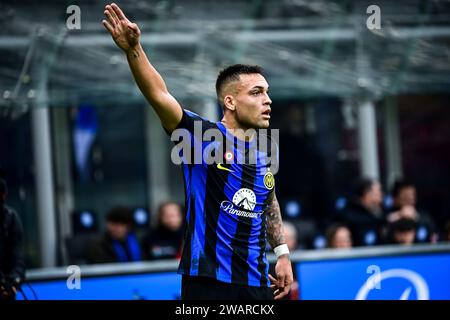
[[181, 275, 273, 300]]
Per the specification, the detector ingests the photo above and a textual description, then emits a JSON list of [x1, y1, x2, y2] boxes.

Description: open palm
[[102, 3, 140, 52]]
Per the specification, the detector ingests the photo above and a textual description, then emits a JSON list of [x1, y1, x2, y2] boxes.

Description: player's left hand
[[269, 255, 293, 300]]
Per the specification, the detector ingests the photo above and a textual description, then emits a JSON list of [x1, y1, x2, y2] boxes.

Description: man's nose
[[264, 93, 272, 105]]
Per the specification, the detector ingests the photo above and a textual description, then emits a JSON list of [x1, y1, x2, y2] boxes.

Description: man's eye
[[252, 92, 261, 95]]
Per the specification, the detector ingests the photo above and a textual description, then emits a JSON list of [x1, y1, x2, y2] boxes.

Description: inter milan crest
[[263, 170, 275, 190]]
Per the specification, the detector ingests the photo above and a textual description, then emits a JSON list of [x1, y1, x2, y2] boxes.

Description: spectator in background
[[325, 223, 353, 249], [386, 204, 418, 223], [340, 178, 385, 246], [283, 221, 298, 252], [142, 201, 183, 260], [385, 218, 417, 246], [0, 178, 25, 300], [87, 206, 142, 264], [386, 179, 437, 243]]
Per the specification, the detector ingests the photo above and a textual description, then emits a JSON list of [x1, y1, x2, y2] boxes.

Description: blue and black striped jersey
[[171, 109, 275, 287]]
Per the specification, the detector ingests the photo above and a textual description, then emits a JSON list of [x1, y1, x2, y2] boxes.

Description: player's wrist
[[125, 43, 142, 56], [274, 244, 290, 259]]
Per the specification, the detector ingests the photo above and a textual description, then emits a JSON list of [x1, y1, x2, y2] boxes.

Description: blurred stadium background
[[1, 0, 450, 299]]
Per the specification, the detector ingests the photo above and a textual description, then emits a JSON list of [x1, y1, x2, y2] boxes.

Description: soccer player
[[102, 3, 293, 300]]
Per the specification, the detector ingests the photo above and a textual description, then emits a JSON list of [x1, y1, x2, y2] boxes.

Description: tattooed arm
[[265, 191, 293, 300], [102, 3, 182, 132], [266, 191, 286, 249]]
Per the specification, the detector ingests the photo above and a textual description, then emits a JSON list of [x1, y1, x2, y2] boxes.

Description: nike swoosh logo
[[217, 163, 234, 173]]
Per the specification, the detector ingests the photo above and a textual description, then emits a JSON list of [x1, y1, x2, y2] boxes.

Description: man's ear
[[223, 95, 235, 111]]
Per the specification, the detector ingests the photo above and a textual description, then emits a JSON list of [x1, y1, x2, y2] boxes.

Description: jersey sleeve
[[164, 109, 215, 136]]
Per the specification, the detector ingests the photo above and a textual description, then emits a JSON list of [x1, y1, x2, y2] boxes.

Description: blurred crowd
[[3, 172, 450, 300], [283, 178, 450, 253], [327, 178, 447, 248], [68, 201, 184, 265], [277, 178, 450, 300], [63, 178, 450, 268]]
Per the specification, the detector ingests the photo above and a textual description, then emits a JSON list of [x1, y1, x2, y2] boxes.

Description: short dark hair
[[390, 218, 417, 232], [215, 64, 264, 103], [106, 206, 132, 225], [391, 179, 415, 198], [325, 223, 351, 247], [353, 178, 376, 198]]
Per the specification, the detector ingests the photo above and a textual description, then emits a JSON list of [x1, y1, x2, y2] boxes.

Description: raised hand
[[102, 3, 141, 53]]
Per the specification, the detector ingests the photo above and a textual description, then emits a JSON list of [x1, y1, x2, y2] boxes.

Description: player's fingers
[[106, 5, 120, 25], [111, 3, 127, 21], [268, 274, 278, 285], [104, 10, 116, 28], [277, 274, 286, 289], [279, 286, 290, 299], [273, 290, 283, 300], [102, 20, 114, 34], [274, 288, 289, 300]]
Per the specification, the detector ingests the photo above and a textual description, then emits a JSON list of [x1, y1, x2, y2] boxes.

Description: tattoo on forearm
[[265, 192, 285, 249], [128, 48, 140, 59], [132, 50, 140, 59]]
